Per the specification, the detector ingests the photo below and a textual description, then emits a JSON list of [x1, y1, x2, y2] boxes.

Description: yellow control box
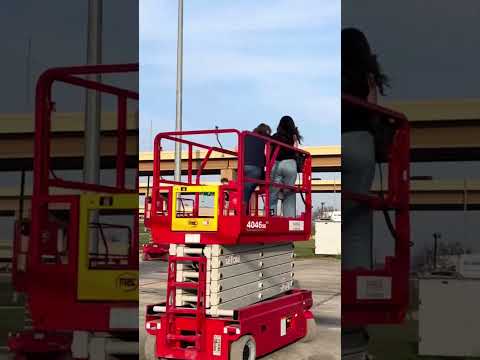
[[77, 193, 138, 301], [171, 185, 219, 232]]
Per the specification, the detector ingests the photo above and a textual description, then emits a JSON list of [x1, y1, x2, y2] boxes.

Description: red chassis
[[146, 289, 314, 360], [341, 94, 411, 326]]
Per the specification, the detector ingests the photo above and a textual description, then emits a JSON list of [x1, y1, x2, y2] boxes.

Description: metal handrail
[[150, 128, 312, 219]]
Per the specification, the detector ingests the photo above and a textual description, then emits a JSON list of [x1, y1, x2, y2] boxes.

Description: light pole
[[174, 0, 184, 182], [84, 0, 102, 186], [84, 0, 102, 252]]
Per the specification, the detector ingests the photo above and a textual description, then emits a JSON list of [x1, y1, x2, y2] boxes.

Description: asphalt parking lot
[[139, 256, 340, 360]]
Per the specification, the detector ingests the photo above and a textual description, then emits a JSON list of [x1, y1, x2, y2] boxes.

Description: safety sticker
[[280, 317, 287, 336], [357, 276, 392, 300], [288, 220, 304, 231], [185, 233, 201, 243], [213, 334, 222, 356]]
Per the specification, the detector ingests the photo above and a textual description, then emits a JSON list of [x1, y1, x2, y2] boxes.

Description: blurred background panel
[[0, 1, 138, 358], [342, 1, 480, 358]]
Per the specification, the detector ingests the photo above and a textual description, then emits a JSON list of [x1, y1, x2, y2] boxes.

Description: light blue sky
[[139, 0, 340, 209], [140, 0, 340, 150]]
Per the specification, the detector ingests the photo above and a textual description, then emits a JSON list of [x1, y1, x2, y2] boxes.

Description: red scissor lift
[[341, 95, 411, 326], [9, 64, 139, 359], [144, 129, 315, 360], [142, 242, 169, 261]]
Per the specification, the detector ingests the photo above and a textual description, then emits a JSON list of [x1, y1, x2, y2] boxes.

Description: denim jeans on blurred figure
[[269, 159, 297, 217], [342, 131, 375, 270], [341, 130, 375, 358]]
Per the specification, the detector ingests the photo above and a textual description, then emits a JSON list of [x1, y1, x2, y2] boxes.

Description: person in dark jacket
[[269, 115, 302, 217], [243, 124, 272, 210]]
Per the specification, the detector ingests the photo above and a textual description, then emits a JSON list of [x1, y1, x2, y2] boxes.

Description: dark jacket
[[341, 71, 373, 134], [244, 135, 267, 168], [271, 133, 296, 161]]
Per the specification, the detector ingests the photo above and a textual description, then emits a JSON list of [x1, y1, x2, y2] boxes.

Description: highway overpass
[[138, 146, 341, 176], [3, 99, 480, 172], [1, 99, 480, 212], [0, 112, 138, 171], [3, 180, 480, 214], [386, 99, 480, 161]]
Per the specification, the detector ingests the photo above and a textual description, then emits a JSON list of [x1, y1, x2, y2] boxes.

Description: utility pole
[[174, 0, 184, 182], [84, 0, 103, 185], [84, 0, 102, 252]]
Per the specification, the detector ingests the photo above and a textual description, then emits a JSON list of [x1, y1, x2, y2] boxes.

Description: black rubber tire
[[300, 317, 319, 343], [229, 335, 256, 360]]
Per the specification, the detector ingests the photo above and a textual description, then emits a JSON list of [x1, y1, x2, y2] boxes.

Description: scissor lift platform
[[144, 129, 315, 359]]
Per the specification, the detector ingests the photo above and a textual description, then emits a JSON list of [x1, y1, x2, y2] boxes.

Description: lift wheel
[[229, 335, 256, 360]]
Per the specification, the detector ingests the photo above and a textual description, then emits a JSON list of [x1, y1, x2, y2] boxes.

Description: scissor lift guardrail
[[341, 94, 411, 326], [9, 64, 139, 360]]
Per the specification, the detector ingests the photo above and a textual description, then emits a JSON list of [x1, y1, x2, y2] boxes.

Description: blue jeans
[[269, 159, 297, 217], [341, 131, 375, 356], [244, 165, 263, 205], [342, 131, 375, 270]]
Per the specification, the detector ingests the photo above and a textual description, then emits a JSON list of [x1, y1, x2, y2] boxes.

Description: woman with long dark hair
[[342, 27, 390, 267], [342, 27, 389, 360], [269, 115, 302, 217]]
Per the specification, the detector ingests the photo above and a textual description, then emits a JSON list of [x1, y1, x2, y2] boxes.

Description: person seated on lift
[[243, 123, 272, 215]]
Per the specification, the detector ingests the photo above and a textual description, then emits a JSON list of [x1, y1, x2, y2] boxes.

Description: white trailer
[[419, 276, 480, 357], [314, 220, 341, 255], [418, 254, 480, 357]]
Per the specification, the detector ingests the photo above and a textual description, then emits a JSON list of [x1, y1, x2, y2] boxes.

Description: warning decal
[[289, 220, 304, 231], [280, 317, 287, 336], [357, 276, 392, 300], [213, 334, 222, 356]]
